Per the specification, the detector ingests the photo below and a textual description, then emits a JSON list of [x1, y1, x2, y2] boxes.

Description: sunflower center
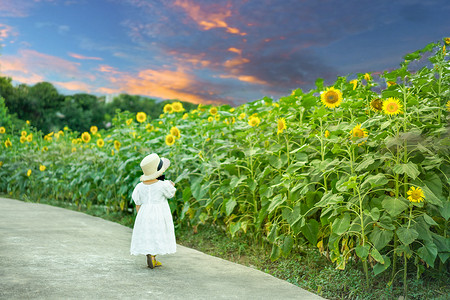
[[411, 190, 421, 200], [326, 91, 339, 104], [387, 103, 398, 112], [353, 129, 364, 137], [372, 100, 383, 110]]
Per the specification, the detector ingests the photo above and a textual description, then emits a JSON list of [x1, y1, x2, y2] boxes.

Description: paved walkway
[[0, 198, 324, 299]]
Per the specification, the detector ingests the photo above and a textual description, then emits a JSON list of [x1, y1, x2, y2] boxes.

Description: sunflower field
[[1, 40, 449, 291]]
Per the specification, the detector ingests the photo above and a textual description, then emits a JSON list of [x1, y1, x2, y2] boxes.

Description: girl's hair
[[156, 159, 165, 180]]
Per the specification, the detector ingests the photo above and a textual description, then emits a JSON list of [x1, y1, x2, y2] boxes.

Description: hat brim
[[140, 158, 170, 181]]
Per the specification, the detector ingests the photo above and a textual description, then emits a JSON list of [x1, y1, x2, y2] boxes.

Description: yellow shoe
[[154, 260, 162, 267]]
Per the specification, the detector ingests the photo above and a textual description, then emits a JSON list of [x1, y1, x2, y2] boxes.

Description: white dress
[[130, 181, 177, 255]]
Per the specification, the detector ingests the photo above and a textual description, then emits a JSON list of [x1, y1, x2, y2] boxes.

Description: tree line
[[0, 76, 196, 133]]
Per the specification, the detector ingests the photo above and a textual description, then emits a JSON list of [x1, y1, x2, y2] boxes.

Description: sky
[[0, 0, 449, 106]]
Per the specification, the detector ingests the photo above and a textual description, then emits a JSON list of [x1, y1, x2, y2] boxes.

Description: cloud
[[173, 0, 246, 36], [0, 0, 56, 17], [0, 49, 94, 85], [96, 65, 228, 104], [69, 52, 103, 61], [54, 81, 93, 92], [0, 24, 15, 41]]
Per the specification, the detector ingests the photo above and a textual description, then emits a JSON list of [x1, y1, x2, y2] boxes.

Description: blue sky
[[0, 0, 449, 106]]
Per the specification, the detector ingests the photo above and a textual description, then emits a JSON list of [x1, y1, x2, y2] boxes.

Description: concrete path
[[0, 198, 324, 300]]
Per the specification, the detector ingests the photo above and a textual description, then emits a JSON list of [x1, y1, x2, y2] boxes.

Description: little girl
[[130, 153, 177, 268]]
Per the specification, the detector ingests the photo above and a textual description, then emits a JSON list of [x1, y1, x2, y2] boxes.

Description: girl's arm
[[136, 205, 141, 213]]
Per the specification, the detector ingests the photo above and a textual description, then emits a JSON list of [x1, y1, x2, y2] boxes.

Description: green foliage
[[1, 39, 449, 298]]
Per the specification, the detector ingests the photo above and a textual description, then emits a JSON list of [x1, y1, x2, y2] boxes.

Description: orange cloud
[[98, 67, 217, 104], [0, 49, 95, 85], [54, 81, 92, 92], [0, 24, 13, 41], [228, 47, 242, 55], [219, 74, 268, 85], [68, 52, 103, 61], [174, 0, 246, 36], [223, 57, 250, 68], [97, 64, 121, 74]]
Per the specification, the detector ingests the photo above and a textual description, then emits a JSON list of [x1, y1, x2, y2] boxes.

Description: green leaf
[[422, 213, 438, 226], [267, 223, 277, 243], [355, 156, 375, 172], [300, 94, 317, 110], [392, 162, 420, 180], [370, 247, 384, 264], [440, 201, 450, 221], [268, 155, 282, 169], [225, 198, 237, 216], [332, 213, 350, 236], [421, 185, 443, 207], [361, 173, 388, 190], [270, 244, 281, 261], [267, 194, 286, 214], [417, 242, 438, 268], [300, 219, 319, 245], [382, 196, 408, 217], [396, 227, 419, 246], [369, 227, 394, 251], [229, 222, 241, 238], [315, 78, 324, 90], [315, 191, 344, 207], [373, 255, 391, 276], [281, 235, 294, 257], [355, 245, 370, 260]]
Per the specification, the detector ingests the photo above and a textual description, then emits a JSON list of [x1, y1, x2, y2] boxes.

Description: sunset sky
[[0, 0, 449, 106]]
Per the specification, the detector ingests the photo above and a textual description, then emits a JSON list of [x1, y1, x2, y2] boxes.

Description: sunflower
[[172, 102, 184, 112], [0, 127, 5, 134], [97, 139, 105, 148], [27, 134, 33, 142], [39, 165, 46, 172], [72, 139, 78, 145], [0, 161, 3, 167], [27, 169, 32, 177], [126, 119, 133, 126], [445, 37, 450, 45], [324, 130, 330, 138], [208, 116, 213, 122], [248, 116, 261, 127], [21, 130, 27, 137], [321, 87, 343, 109], [165, 134, 175, 146], [238, 113, 246, 120], [71, 147, 77, 153], [229, 108, 235, 113], [26, 120, 30, 125], [42, 146, 48, 152], [5, 138, 12, 148], [136, 112, 147, 123], [370, 98, 383, 112], [182, 113, 189, 120], [90, 126, 98, 134], [350, 124, 368, 145], [382, 97, 403, 115], [20, 136, 26, 143], [111, 149, 115, 156], [81, 132, 91, 143], [364, 73, 371, 82], [387, 81, 396, 87], [446, 100, 450, 112], [163, 104, 173, 114], [146, 124, 154, 132], [214, 114, 220, 121], [209, 107, 218, 115], [349, 80, 357, 90], [170, 126, 181, 139], [277, 118, 286, 135], [407, 186, 425, 203]]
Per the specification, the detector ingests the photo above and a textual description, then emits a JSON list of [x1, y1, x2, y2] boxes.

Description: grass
[[5, 194, 449, 300]]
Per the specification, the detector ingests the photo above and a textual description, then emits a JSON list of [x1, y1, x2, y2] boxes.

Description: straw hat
[[139, 153, 170, 181]]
